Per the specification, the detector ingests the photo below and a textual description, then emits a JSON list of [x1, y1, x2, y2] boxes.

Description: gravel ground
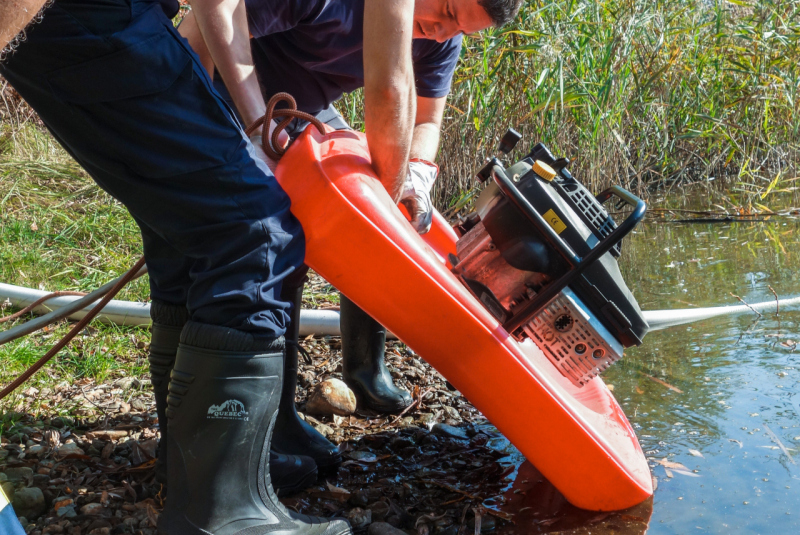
[[1, 334, 518, 535]]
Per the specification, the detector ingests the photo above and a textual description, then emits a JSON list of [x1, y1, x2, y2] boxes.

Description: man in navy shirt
[[179, 0, 523, 473]]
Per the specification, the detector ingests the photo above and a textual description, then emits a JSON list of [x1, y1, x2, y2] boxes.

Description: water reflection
[[496, 462, 654, 534]]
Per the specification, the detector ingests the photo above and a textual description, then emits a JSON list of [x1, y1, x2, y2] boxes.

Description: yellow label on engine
[[543, 209, 567, 234]]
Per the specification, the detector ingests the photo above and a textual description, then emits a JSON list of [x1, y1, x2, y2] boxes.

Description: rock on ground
[[305, 378, 357, 416], [12, 487, 46, 519]]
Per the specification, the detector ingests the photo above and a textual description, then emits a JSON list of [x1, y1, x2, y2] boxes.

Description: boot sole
[[347, 380, 412, 415]]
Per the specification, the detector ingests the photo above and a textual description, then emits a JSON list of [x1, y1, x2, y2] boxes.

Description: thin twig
[[768, 285, 780, 316], [729, 292, 762, 318], [763, 424, 795, 465], [79, 385, 107, 414], [387, 387, 433, 426], [640, 372, 683, 393], [769, 285, 781, 346]]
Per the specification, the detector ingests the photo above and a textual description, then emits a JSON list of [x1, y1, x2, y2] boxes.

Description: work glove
[[399, 159, 438, 235]]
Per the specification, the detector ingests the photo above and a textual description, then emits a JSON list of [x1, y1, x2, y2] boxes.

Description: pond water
[[488, 204, 800, 533]]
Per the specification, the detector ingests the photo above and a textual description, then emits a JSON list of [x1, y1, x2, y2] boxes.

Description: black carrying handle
[[490, 166, 647, 334]]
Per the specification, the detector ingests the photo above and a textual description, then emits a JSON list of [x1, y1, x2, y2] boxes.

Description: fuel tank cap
[[532, 160, 557, 182]]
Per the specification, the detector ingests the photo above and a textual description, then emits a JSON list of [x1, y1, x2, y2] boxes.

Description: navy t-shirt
[[245, 0, 463, 115]]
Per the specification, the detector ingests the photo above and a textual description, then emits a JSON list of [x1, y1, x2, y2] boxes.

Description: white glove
[[399, 159, 438, 234]]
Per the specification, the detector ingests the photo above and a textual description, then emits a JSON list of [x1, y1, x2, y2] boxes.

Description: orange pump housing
[[275, 128, 653, 511]]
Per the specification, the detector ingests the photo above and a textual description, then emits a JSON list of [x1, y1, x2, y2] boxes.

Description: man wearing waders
[[177, 0, 523, 474], [0, 0, 438, 532]]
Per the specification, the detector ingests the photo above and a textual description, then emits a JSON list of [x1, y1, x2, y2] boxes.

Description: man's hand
[[400, 159, 437, 234], [248, 120, 290, 172]]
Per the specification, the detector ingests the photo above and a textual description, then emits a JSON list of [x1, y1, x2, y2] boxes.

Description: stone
[[12, 487, 46, 519], [27, 445, 46, 456], [1, 482, 14, 498], [431, 423, 469, 440], [347, 451, 377, 463], [367, 522, 406, 535], [117, 377, 139, 390], [418, 413, 436, 427], [305, 379, 357, 416], [88, 528, 111, 535], [312, 422, 334, 437], [56, 505, 77, 518], [81, 503, 105, 516], [443, 406, 461, 421], [346, 507, 372, 529], [86, 519, 112, 532], [55, 443, 85, 458], [367, 502, 390, 522], [3, 467, 33, 482], [398, 416, 415, 427], [50, 417, 72, 428]]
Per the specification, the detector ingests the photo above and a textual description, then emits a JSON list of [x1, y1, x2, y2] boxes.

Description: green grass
[[0, 124, 150, 412]]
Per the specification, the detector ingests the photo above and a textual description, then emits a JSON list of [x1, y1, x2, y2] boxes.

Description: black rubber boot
[[340, 294, 412, 414], [148, 301, 190, 486], [148, 302, 318, 496], [270, 452, 318, 498], [272, 276, 342, 471], [158, 322, 351, 535]]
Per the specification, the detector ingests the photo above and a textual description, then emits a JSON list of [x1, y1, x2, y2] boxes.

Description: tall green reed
[[433, 0, 800, 209]]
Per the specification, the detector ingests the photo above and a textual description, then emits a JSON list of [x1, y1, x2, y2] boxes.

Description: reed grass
[[428, 0, 800, 209]]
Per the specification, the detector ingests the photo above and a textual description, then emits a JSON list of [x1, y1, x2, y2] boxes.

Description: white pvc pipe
[[0, 282, 340, 336], [1, 281, 799, 336], [642, 295, 800, 331]]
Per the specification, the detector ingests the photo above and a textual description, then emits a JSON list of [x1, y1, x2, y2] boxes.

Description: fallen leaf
[[688, 449, 705, 458], [657, 458, 690, 471], [147, 505, 159, 527]]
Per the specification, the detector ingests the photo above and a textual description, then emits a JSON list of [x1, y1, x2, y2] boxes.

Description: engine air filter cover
[[522, 287, 623, 386]]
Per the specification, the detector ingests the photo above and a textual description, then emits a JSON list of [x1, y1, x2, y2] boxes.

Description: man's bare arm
[[0, 0, 47, 51], [190, 0, 264, 128], [409, 96, 446, 162], [363, 0, 416, 202], [178, 10, 215, 77]]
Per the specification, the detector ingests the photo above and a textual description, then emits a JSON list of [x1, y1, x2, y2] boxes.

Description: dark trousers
[[0, 0, 305, 338]]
